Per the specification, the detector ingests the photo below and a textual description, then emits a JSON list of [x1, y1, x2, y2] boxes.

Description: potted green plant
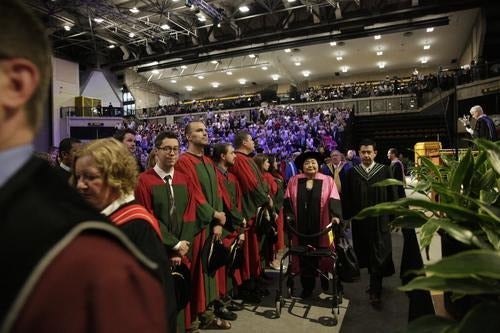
[[356, 139, 500, 332]]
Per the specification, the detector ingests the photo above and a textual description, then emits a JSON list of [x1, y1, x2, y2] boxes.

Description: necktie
[[164, 175, 177, 223], [333, 164, 342, 193]]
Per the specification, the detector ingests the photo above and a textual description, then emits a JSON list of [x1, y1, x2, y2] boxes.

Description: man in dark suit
[[465, 105, 497, 141], [56, 137, 81, 182]]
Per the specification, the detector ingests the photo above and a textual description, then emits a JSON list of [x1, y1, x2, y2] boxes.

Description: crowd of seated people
[[117, 105, 353, 170], [300, 71, 457, 103], [140, 95, 262, 117], [136, 69, 464, 118]]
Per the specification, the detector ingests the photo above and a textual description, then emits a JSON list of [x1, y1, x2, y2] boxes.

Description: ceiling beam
[[130, 16, 449, 73]]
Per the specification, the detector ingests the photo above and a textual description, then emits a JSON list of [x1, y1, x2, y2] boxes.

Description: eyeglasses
[[157, 146, 179, 153]]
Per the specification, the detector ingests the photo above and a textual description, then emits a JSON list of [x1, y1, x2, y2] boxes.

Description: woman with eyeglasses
[[72, 138, 176, 333]]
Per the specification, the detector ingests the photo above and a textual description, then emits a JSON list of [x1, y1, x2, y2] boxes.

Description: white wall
[[81, 70, 121, 107], [459, 9, 485, 66], [52, 57, 79, 145]]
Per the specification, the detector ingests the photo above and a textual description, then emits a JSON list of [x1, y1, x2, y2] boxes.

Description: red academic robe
[[135, 168, 199, 329], [229, 152, 269, 280], [215, 168, 246, 295], [175, 153, 223, 319]]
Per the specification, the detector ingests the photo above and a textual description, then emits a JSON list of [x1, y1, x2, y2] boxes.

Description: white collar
[[361, 161, 376, 172], [153, 164, 174, 182], [101, 193, 135, 216], [59, 162, 71, 172]]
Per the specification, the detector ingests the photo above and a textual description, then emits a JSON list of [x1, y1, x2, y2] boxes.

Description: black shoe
[[320, 276, 330, 292], [227, 301, 244, 312], [214, 306, 238, 321]]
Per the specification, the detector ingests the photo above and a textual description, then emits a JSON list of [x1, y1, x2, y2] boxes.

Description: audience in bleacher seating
[[116, 105, 353, 170]]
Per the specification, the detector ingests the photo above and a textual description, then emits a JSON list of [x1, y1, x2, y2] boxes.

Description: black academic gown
[[343, 163, 396, 277], [390, 161, 435, 321]]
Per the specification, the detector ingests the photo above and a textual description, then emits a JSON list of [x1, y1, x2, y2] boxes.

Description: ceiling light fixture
[[186, 86, 193, 91], [129, 6, 139, 14], [197, 15, 206, 22], [94, 18, 103, 23], [181, 65, 187, 69], [271, 74, 280, 81], [197, 75, 204, 79], [152, 69, 159, 74], [294, 62, 301, 66], [287, 0, 296, 3], [374, 35, 381, 40], [424, 44, 430, 50], [330, 41, 337, 46], [64, 25, 71, 31], [261, 66, 268, 70], [226, 71, 232, 75], [211, 60, 219, 64], [239, 5, 250, 13], [170, 79, 177, 83], [284, 48, 292, 53], [336, 56, 343, 61], [238, 79, 246, 84], [211, 82, 220, 88], [377, 51, 383, 56], [420, 57, 428, 64], [129, 32, 135, 38], [341, 66, 349, 72], [378, 62, 386, 69], [161, 24, 170, 30], [108, 44, 115, 49], [248, 54, 256, 58], [426, 27, 434, 32], [302, 70, 310, 77]]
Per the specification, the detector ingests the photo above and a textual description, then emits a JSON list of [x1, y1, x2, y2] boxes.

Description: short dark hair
[[113, 128, 136, 142], [155, 131, 179, 148], [234, 130, 251, 148], [184, 121, 204, 136], [212, 143, 231, 163], [388, 148, 398, 156], [359, 138, 377, 151], [58, 138, 81, 158]]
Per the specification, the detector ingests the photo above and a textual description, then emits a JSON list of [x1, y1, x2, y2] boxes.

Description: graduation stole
[[353, 163, 385, 181], [110, 204, 163, 240]]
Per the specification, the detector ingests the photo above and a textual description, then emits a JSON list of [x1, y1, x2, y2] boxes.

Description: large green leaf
[[392, 215, 428, 229], [475, 139, 500, 175], [428, 184, 500, 224], [436, 219, 491, 249], [425, 249, 500, 279], [450, 149, 473, 194], [454, 302, 500, 333], [403, 198, 491, 224], [399, 275, 500, 295], [479, 171, 498, 196], [400, 315, 456, 333], [354, 200, 409, 219], [479, 221, 500, 250], [419, 155, 444, 182], [480, 189, 499, 206], [420, 218, 441, 249], [371, 178, 405, 187]]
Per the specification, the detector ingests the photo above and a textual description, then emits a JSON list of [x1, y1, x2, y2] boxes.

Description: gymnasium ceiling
[[28, 0, 485, 94]]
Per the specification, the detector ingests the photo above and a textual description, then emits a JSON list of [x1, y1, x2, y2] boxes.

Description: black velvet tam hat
[[294, 151, 324, 171]]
